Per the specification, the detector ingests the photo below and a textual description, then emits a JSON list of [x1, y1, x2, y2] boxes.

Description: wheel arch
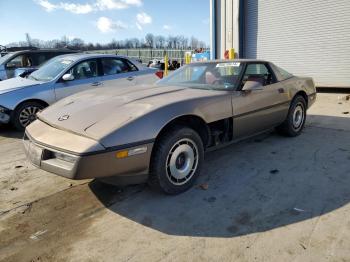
[[153, 114, 210, 149], [13, 99, 49, 113], [293, 90, 308, 108]]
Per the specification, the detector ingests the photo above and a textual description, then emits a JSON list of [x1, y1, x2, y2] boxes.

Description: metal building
[[210, 0, 350, 87]]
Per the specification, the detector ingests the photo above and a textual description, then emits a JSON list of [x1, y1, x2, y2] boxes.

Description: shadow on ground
[[90, 115, 350, 238], [0, 124, 22, 139]]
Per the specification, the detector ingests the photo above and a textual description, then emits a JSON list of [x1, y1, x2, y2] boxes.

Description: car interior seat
[[247, 75, 266, 85]]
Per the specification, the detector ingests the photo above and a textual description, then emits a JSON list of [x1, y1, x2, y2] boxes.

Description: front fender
[[0, 84, 55, 110], [95, 94, 232, 148]]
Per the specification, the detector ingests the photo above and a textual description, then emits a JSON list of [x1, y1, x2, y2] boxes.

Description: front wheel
[[276, 96, 307, 137], [149, 126, 204, 194], [12, 101, 45, 131]]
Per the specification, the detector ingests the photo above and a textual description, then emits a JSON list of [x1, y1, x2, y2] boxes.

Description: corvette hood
[[38, 84, 216, 142], [0, 77, 41, 94]]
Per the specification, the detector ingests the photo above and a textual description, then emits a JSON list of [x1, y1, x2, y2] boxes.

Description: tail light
[[155, 71, 164, 79]]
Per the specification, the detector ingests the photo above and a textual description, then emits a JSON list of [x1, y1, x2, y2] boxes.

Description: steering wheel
[[213, 79, 224, 86]]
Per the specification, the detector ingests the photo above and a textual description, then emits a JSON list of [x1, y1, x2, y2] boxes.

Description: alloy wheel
[[19, 106, 41, 127], [165, 138, 199, 186]]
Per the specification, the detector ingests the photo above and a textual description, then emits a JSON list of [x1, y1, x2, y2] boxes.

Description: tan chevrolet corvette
[[24, 59, 316, 194]]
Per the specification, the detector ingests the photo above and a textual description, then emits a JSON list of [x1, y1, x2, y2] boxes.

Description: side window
[[6, 55, 26, 68], [124, 59, 138, 72], [45, 52, 57, 60], [27, 53, 46, 66], [101, 58, 131, 76], [36, 53, 49, 66], [277, 66, 293, 80], [68, 59, 98, 80], [242, 63, 275, 87]]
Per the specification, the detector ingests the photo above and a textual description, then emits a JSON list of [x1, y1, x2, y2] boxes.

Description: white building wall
[[210, 0, 240, 59]]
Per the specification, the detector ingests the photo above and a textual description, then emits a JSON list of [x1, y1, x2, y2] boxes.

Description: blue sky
[[0, 0, 210, 45]]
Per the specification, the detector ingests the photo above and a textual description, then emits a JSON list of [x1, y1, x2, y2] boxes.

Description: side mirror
[[242, 80, 264, 91], [62, 73, 74, 81]]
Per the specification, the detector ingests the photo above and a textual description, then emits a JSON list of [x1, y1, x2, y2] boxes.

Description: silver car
[[0, 49, 77, 80], [0, 53, 159, 130]]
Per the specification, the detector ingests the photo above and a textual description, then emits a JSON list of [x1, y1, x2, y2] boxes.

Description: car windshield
[[28, 57, 74, 82], [156, 62, 244, 90]]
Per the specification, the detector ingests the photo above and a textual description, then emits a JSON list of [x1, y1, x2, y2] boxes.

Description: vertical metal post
[[164, 54, 169, 76], [229, 48, 235, 59], [210, 0, 217, 60]]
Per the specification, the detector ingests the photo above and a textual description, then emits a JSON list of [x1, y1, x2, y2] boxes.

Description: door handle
[[278, 88, 285, 93], [127, 76, 134, 81], [91, 82, 102, 86]]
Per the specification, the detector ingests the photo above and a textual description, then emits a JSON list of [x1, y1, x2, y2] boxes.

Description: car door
[[5, 54, 29, 78], [99, 57, 139, 88], [54, 58, 102, 100], [232, 63, 290, 138]]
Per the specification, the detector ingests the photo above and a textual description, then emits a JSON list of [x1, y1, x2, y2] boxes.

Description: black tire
[[276, 96, 307, 137], [12, 101, 46, 131], [149, 126, 204, 195]]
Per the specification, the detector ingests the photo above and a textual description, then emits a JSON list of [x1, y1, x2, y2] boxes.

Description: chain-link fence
[[87, 49, 209, 64]]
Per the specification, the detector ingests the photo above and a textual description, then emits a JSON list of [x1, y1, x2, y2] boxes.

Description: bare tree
[[69, 38, 84, 50], [190, 36, 200, 49], [179, 36, 188, 49], [155, 35, 165, 48], [145, 33, 155, 48], [61, 36, 69, 48], [3, 33, 207, 51], [25, 33, 32, 47], [167, 36, 176, 49]]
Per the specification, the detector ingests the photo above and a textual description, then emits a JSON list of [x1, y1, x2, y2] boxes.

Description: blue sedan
[[0, 53, 159, 130]]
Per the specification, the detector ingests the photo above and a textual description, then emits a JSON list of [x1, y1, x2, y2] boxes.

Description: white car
[[0, 53, 159, 130]]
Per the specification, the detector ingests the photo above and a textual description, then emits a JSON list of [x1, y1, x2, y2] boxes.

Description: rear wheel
[[277, 96, 307, 137], [12, 101, 45, 131], [149, 126, 204, 194]]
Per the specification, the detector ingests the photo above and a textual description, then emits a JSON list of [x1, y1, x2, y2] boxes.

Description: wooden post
[[164, 54, 169, 76]]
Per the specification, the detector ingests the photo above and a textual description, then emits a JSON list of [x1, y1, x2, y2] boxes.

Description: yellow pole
[[229, 48, 235, 59], [185, 53, 191, 64], [164, 54, 168, 76]]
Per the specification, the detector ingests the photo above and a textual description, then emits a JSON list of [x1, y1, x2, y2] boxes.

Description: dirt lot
[[0, 93, 349, 262]]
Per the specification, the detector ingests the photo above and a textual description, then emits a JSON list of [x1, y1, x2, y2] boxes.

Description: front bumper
[[0, 107, 11, 124], [24, 121, 153, 185], [308, 92, 317, 108]]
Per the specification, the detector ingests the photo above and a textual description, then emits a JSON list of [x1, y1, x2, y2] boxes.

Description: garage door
[[243, 0, 350, 87]]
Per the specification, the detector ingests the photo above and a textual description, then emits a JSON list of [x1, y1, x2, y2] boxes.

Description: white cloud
[[163, 25, 171, 31], [35, 0, 143, 14], [123, 0, 142, 6], [135, 22, 143, 31], [136, 12, 152, 25], [96, 0, 142, 10], [97, 17, 127, 33], [60, 3, 93, 14], [35, 0, 57, 12], [96, 0, 127, 10]]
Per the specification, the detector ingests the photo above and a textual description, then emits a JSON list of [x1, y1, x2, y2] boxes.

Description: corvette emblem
[[58, 115, 70, 121]]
